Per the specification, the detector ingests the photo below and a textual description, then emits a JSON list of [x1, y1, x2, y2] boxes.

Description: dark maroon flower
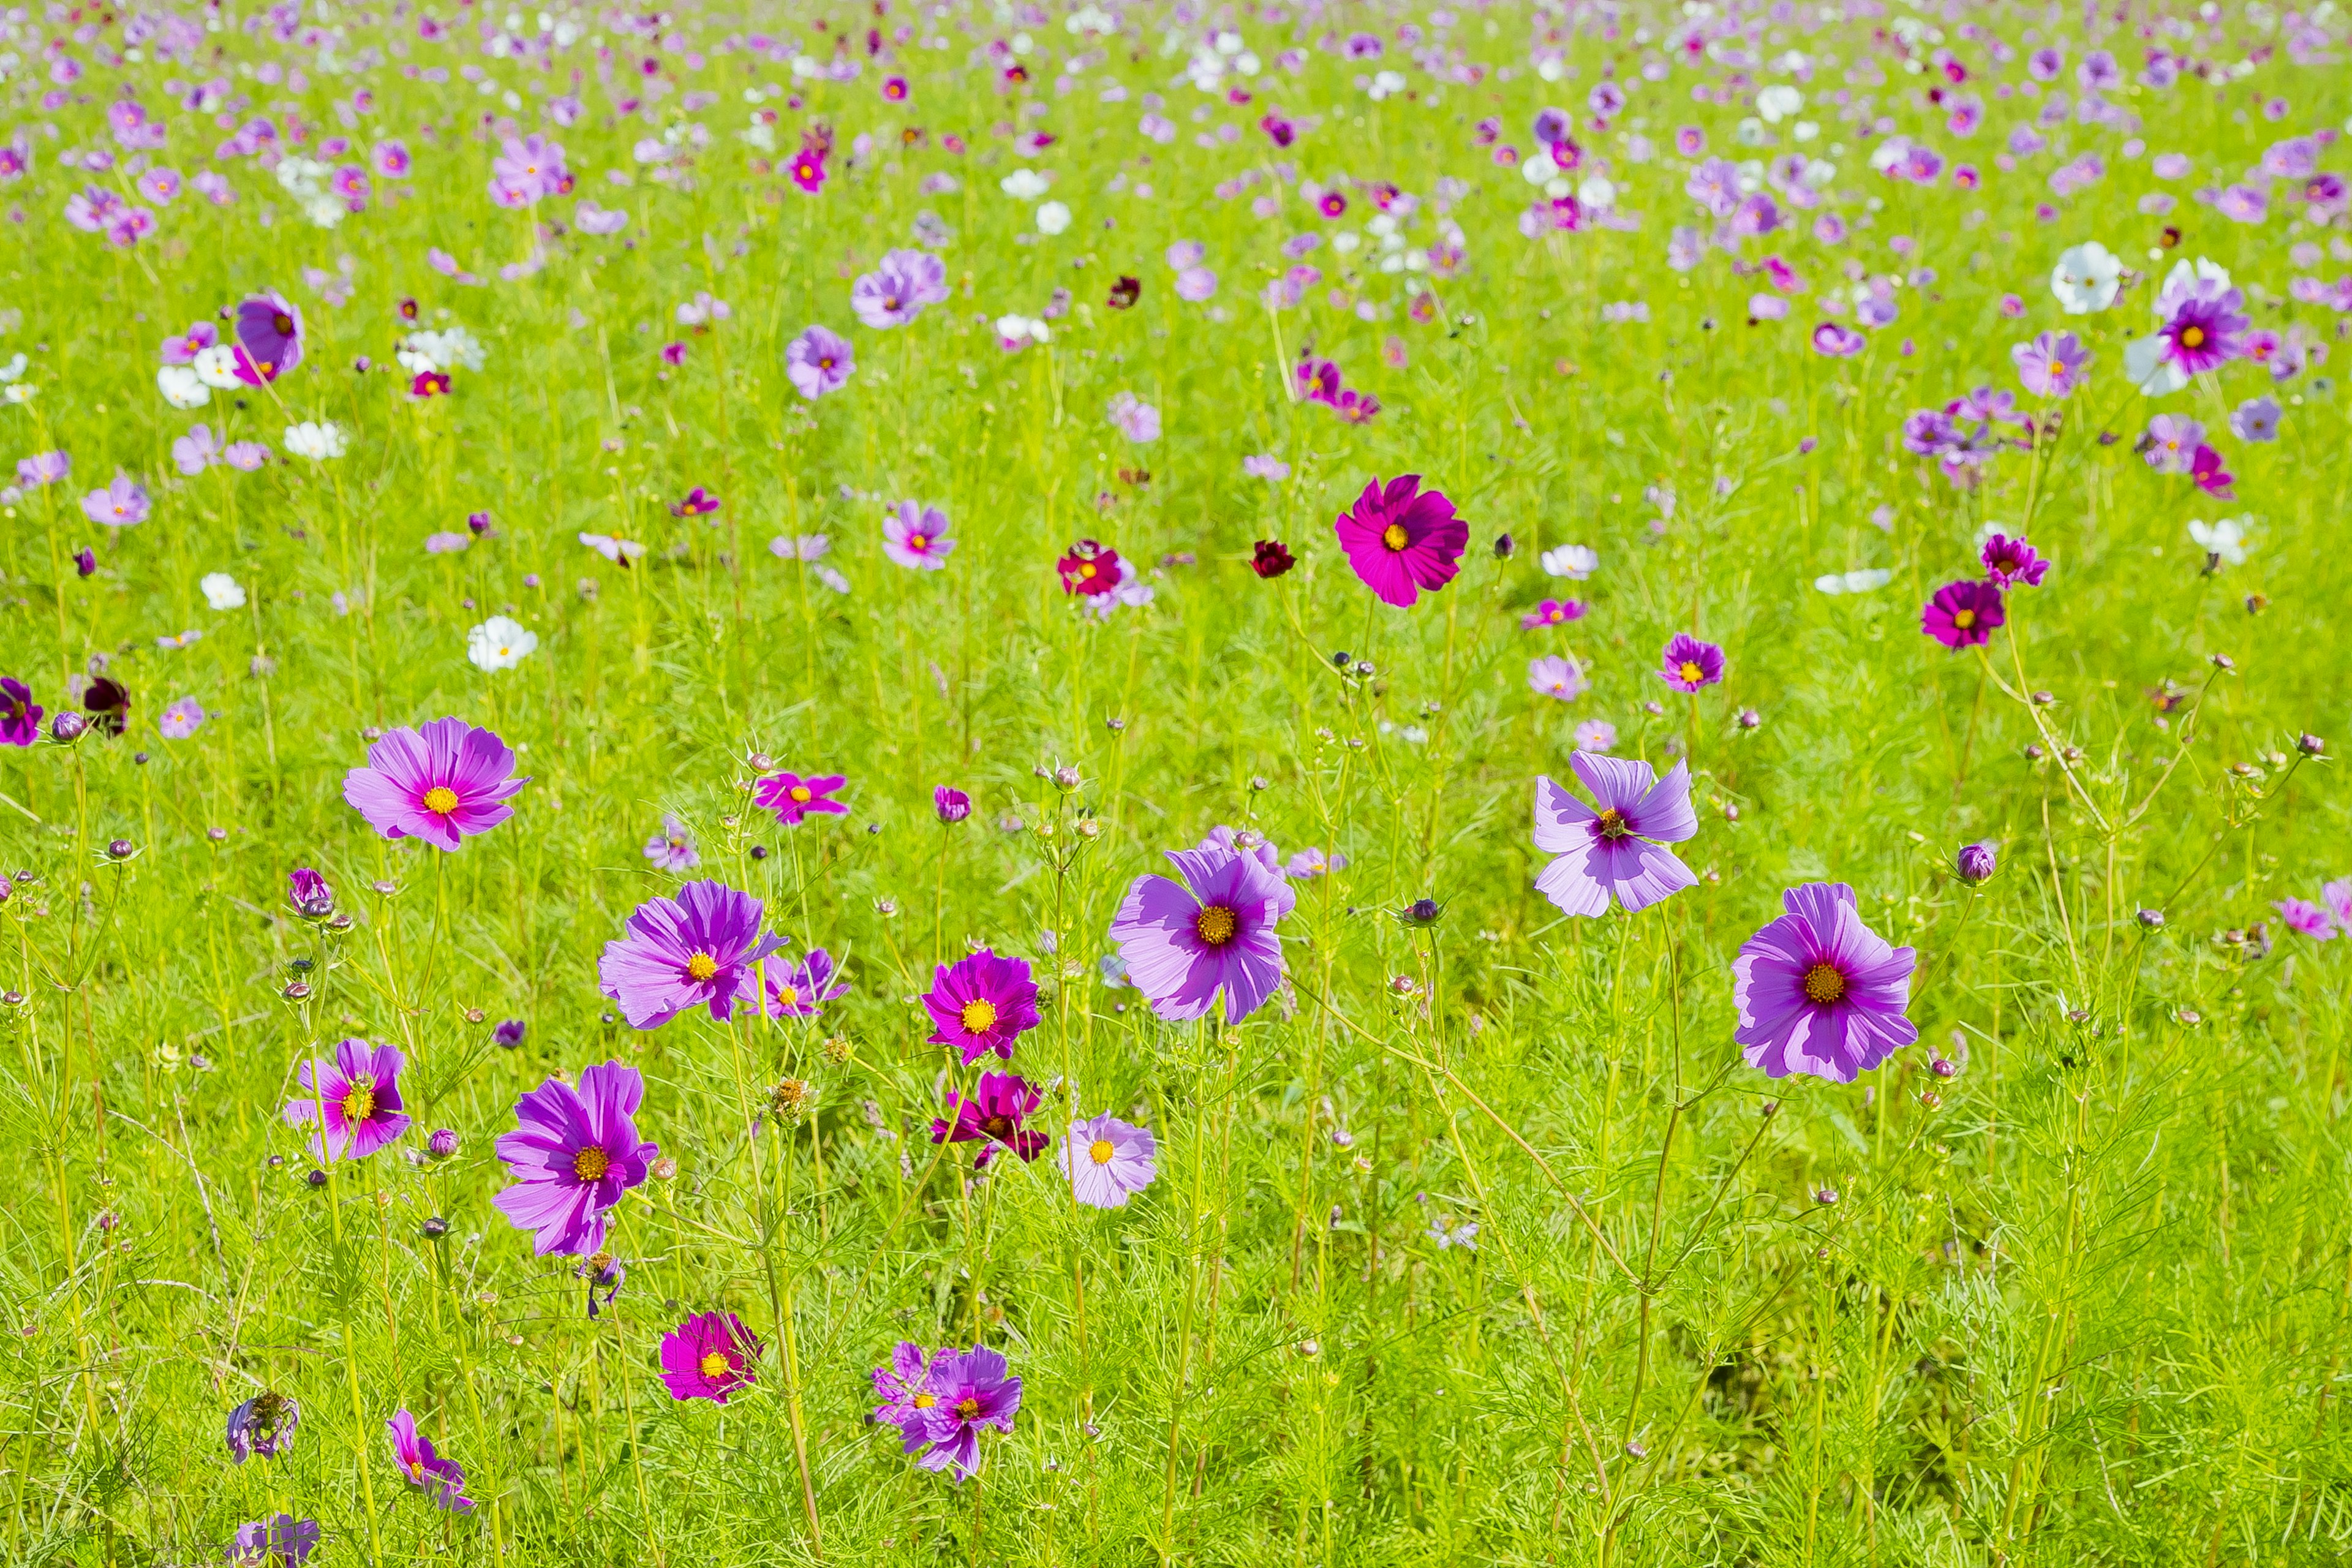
[[82, 676, 130, 735], [1251, 540, 1295, 578], [1106, 276, 1139, 309]]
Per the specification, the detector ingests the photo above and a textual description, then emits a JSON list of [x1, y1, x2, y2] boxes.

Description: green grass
[[2, 3, 2351, 1565]]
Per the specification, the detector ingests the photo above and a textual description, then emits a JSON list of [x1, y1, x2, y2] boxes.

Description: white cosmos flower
[[282, 421, 347, 461], [2187, 517, 2248, 564], [157, 364, 211, 409], [466, 614, 538, 671], [2124, 333, 2190, 396], [1035, 200, 1072, 235], [2050, 241, 2123, 314], [1577, 175, 1617, 209], [1813, 568, 1893, 594], [995, 314, 1050, 344], [1540, 543, 1599, 579], [192, 342, 244, 389], [1000, 167, 1050, 199], [2154, 256, 2231, 312], [1756, 85, 1804, 122], [396, 327, 488, 375], [200, 571, 246, 609]]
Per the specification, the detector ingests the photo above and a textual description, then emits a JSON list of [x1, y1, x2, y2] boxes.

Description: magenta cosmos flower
[[491, 1061, 658, 1256], [1332, 475, 1468, 609], [901, 1345, 1022, 1482], [753, 770, 848, 826], [1657, 633, 1725, 692], [932, 1071, 1049, 1167], [2275, 897, 2337, 940], [922, 948, 1040, 1063], [341, 718, 529, 851], [1978, 533, 2049, 587], [1733, 881, 1918, 1083], [282, 1038, 412, 1160], [1107, 844, 1289, 1023], [2155, 280, 2247, 378], [0, 677, 41, 745], [232, 290, 305, 382], [386, 1411, 472, 1512], [883, 502, 954, 570], [597, 880, 782, 1028], [1921, 579, 2005, 649], [660, 1311, 761, 1403], [1058, 1112, 1158, 1208], [763, 946, 848, 1017], [1532, 755, 1699, 917], [873, 1343, 949, 1432]]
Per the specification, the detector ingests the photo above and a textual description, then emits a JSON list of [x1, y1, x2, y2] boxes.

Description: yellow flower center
[[407, 1460, 426, 1481], [956, 1397, 981, 1419], [1090, 1138, 1116, 1165], [686, 952, 719, 981], [422, 786, 460, 815], [699, 1351, 730, 1379], [1381, 522, 1409, 551], [1595, 807, 1630, 841], [789, 785, 812, 803], [1801, 963, 1847, 1005], [340, 1081, 376, 1123], [908, 534, 928, 551], [775, 985, 799, 1007], [573, 1146, 611, 1180], [1194, 905, 1238, 946], [913, 1392, 938, 1409], [1079, 562, 1097, 579], [2180, 325, 2204, 348], [960, 998, 1000, 1035], [1679, 660, 1703, 683], [1952, 609, 1977, 630]]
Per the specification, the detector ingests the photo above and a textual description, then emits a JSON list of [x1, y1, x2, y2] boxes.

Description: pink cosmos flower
[[491, 1061, 659, 1256], [660, 1311, 760, 1403], [1920, 579, 2005, 649], [1332, 475, 1468, 609], [753, 771, 849, 826], [282, 1038, 412, 1161], [1733, 882, 1918, 1082], [1532, 755, 1698, 917], [921, 949, 1041, 1063], [883, 502, 954, 570], [2275, 898, 2338, 940], [341, 718, 529, 851]]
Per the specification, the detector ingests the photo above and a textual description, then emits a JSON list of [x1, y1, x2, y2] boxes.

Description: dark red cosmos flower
[[83, 676, 131, 736], [1251, 540, 1295, 579], [1106, 276, 1140, 310], [1057, 540, 1121, 596]]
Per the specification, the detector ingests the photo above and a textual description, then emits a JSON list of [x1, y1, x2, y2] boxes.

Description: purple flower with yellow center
[[385, 1410, 472, 1512], [491, 1060, 658, 1256], [763, 946, 848, 1018], [669, 486, 719, 517], [2155, 280, 2247, 377], [222, 1513, 320, 1566], [1058, 1112, 1158, 1208], [281, 1038, 412, 1161], [1978, 533, 2048, 587], [81, 473, 151, 528], [659, 1311, 760, 1403], [851, 247, 949, 329], [2010, 329, 2090, 398], [1108, 844, 1289, 1024], [883, 501, 955, 570], [231, 290, 305, 383], [922, 948, 1041, 1063], [1920, 579, 2005, 649], [786, 324, 855, 399], [597, 880, 782, 1028], [905, 1345, 1022, 1482], [341, 717, 529, 851], [931, 1071, 1049, 1168], [287, 867, 333, 918], [1520, 598, 1586, 630], [872, 1342, 949, 1433], [1332, 474, 1468, 609], [1733, 881, 1918, 1082], [753, 770, 849, 826], [0, 676, 41, 745], [1656, 633, 1725, 692], [643, 813, 698, 871], [225, 1392, 300, 1463], [1532, 755, 1698, 917]]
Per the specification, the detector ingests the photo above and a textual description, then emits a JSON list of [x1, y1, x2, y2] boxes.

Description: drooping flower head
[[281, 1039, 412, 1161], [1656, 633, 1725, 692], [883, 502, 955, 570], [491, 1061, 659, 1256], [1057, 538, 1122, 595], [1332, 474, 1468, 608], [225, 1392, 300, 1463], [931, 1071, 1049, 1167], [1978, 533, 2049, 587], [922, 949, 1041, 1063], [341, 718, 528, 851], [753, 771, 849, 826], [660, 1311, 761, 1403], [385, 1410, 473, 1512], [597, 881, 782, 1028], [1920, 579, 2006, 649], [1058, 1113, 1158, 1208], [934, 785, 973, 823], [231, 291, 304, 382], [1733, 881, 1918, 1082], [1107, 844, 1289, 1023], [1532, 755, 1699, 917], [763, 947, 849, 1018], [900, 1345, 1022, 1482]]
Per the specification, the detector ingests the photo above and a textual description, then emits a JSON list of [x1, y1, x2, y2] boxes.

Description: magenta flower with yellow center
[[660, 1311, 761, 1403], [281, 1038, 411, 1161], [921, 949, 1040, 1063], [753, 770, 849, 826], [1733, 882, 1918, 1082], [597, 880, 781, 1028], [491, 1061, 659, 1256], [1331, 474, 1468, 608], [340, 717, 529, 851]]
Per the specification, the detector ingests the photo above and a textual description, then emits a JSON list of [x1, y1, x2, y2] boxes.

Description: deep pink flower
[[597, 881, 782, 1028], [1978, 533, 2049, 587], [1332, 475, 1468, 608], [2189, 443, 2235, 498], [386, 1410, 472, 1512], [660, 1311, 761, 1403], [491, 1061, 659, 1256], [1920, 579, 2005, 649], [921, 949, 1040, 1063], [753, 771, 849, 826], [1657, 633, 1725, 692], [281, 1038, 412, 1161], [2276, 897, 2338, 941], [931, 1071, 1049, 1168], [341, 718, 528, 851]]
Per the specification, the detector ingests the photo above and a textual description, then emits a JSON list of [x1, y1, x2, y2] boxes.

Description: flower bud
[[1956, 841, 1997, 885], [426, 1128, 459, 1159]]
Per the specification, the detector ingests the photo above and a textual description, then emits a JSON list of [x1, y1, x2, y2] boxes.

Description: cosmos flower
[[159, 697, 206, 739], [659, 1312, 760, 1404], [597, 881, 782, 1029], [1332, 474, 1468, 609], [1251, 540, 1295, 578], [1978, 534, 2049, 587], [1528, 654, 1587, 701], [231, 291, 305, 382], [465, 616, 538, 671], [1574, 719, 1618, 753], [1810, 322, 1866, 356], [1920, 579, 2005, 649], [341, 718, 528, 851], [851, 248, 949, 328], [934, 785, 973, 823], [785, 325, 855, 399], [669, 486, 720, 518], [2324, 880, 2352, 927], [1520, 598, 1586, 629], [385, 1411, 472, 1512], [1532, 755, 1699, 917], [224, 1392, 300, 1463], [899, 1345, 1022, 1482], [282, 1038, 412, 1161], [1058, 1112, 1158, 1208], [491, 1061, 659, 1256], [2011, 330, 2090, 398], [1108, 391, 1161, 443], [1733, 881, 1918, 1082], [1057, 538, 1122, 595], [643, 813, 699, 871], [0, 677, 42, 745], [2188, 516, 2248, 565], [2049, 241, 2122, 312], [2275, 898, 2337, 941], [763, 947, 848, 1019], [221, 1514, 320, 1566], [2152, 281, 2247, 377], [931, 1071, 1049, 1167], [2189, 444, 2234, 499], [1107, 843, 1289, 1023], [883, 502, 954, 570], [1656, 633, 1725, 692], [81, 473, 150, 527], [921, 949, 1041, 1063], [2230, 396, 2280, 443], [753, 771, 849, 826]]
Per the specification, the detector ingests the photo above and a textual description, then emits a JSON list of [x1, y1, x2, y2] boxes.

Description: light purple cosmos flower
[[172, 424, 223, 475], [1811, 322, 1866, 356], [921, 949, 1041, 1063], [1242, 454, 1291, 481], [225, 1393, 300, 1463], [1284, 846, 1346, 878], [850, 247, 949, 328], [386, 1411, 472, 1512], [1574, 719, 1618, 753], [491, 1061, 658, 1256], [643, 813, 698, 871], [897, 1345, 1021, 1482], [81, 473, 150, 527], [597, 881, 782, 1028], [159, 697, 205, 739], [1107, 844, 1289, 1023], [785, 325, 855, 399], [2324, 880, 2352, 928], [1979, 533, 2049, 587], [2142, 413, 2204, 473], [2011, 331, 2090, 398], [873, 1342, 949, 1434], [1109, 391, 1161, 443], [763, 947, 848, 1018], [224, 442, 270, 471], [660, 1311, 760, 1403], [883, 502, 954, 570], [1060, 1113, 1158, 1208], [1532, 755, 1698, 917], [282, 1038, 412, 1161], [16, 450, 69, 487], [231, 292, 304, 382], [2275, 898, 2337, 941], [1657, 633, 1725, 692], [341, 718, 528, 851], [932, 1071, 1049, 1168], [222, 1514, 320, 1565], [2230, 396, 2280, 442], [1529, 654, 1586, 701], [753, 771, 849, 826], [1733, 882, 1918, 1082]]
